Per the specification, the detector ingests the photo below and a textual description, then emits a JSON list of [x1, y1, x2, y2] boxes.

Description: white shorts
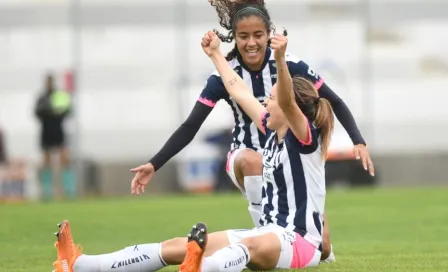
[[226, 224, 322, 269], [226, 148, 262, 195]]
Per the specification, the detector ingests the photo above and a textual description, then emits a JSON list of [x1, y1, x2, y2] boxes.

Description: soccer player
[[51, 31, 332, 272], [34, 73, 75, 200], [130, 0, 372, 261]]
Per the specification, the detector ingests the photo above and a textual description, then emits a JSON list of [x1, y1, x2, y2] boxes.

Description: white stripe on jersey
[[301, 150, 326, 246], [262, 63, 273, 98]]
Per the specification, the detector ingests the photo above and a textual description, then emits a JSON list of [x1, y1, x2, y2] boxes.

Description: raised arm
[[271, 34, 311, 143], [202, 31, 266, 134]]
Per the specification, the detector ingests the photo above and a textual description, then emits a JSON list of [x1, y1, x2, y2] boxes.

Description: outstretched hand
[[353, 144, 375, 177], [130, 163, 155, 195], [201, 31, 221, 57]]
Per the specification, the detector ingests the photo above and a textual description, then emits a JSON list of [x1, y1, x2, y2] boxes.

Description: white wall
[[0, 1, 447, 162]]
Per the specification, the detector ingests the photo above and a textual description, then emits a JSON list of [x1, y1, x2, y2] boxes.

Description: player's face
[[264, 85, 286, 130], [234, 16, 269, 71]]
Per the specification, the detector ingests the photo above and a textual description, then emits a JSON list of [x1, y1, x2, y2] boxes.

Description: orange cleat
[[52, 220, 82, 272], [179, 223, 208, 272]]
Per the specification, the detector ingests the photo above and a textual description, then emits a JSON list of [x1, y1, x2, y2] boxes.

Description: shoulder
[[283, 53, 323, 86], [209, 58, 242, 79]]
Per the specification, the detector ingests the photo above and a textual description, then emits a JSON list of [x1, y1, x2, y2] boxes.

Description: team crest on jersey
[[263, 145, 283, 168]]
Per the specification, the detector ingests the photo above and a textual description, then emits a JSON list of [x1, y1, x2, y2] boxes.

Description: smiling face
[[234, 15, 270, 71], [264, 84, 287, 130]]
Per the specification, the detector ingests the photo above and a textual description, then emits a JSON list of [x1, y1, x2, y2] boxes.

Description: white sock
[[244, 176, 263, 228], [73, 243, 166, 272], [201, 244, 250, 272]]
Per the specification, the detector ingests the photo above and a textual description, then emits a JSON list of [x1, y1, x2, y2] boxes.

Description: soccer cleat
[[179, 223, 208, 272], [52, 220, 82, 272]]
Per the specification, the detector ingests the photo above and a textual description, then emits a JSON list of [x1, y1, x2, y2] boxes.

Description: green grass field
[[1, 187, 448, 272]]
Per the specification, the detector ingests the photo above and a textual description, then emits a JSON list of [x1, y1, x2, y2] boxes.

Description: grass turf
[[0, 187, 447, 271]]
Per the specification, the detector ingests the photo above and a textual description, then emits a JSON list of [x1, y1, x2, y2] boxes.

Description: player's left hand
[[353, 144, 375, 176], [270, 33, 288, 60]]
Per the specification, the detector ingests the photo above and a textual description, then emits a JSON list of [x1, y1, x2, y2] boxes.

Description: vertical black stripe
[[313, 211, 322, 235], [286, 136, 308, 234], [226, 97, 241, 149], [273, 141, 289, 226], [268, 60, 277, 86], [241, 110, 253, 149], [263, 181, 274, 224], [262, 133, 277, 225], [226, 66, 244, 149]]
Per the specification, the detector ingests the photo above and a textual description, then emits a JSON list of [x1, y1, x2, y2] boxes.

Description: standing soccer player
[[34, 73, 75, 200]]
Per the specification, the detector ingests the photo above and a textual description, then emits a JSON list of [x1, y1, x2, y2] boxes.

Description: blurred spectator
[[0, 127, 27, 202], [0, 126, 6, 163], [34, 73, 74, 200]]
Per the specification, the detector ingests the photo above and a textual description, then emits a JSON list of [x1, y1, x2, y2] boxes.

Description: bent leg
[[227, 149, 263, 227]]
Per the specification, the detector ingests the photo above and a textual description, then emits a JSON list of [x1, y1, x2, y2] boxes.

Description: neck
[[247, 62, 263, 71], [276, 124, 289, 142]]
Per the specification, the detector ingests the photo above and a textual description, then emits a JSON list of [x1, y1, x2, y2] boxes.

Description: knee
[[234, 150, 262, 177], [161, 237, 187, 265], [242, 235, 279, 270]]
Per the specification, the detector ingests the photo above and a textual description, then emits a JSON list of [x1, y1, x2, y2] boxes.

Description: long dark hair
[[209, 0, 286, 61]]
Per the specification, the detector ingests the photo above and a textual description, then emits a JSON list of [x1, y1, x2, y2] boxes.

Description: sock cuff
[[243, 175, 262, 183], [157, 243, 168, 266], [235, 243, 251, 264]]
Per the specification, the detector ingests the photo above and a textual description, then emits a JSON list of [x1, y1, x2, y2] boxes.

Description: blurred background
[[0, 0, 447, 202]]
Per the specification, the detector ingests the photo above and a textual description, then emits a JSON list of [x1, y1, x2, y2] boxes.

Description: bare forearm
[[210, 53, 249, 100], [275, 56, 294, 109]]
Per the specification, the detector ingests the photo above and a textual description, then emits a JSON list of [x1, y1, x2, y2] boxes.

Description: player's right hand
[[130, 163, 155, 195], [201, 31, 221, 57]]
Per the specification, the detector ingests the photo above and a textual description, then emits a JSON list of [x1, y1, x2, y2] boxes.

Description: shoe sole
[[180, 223, 208, 272]]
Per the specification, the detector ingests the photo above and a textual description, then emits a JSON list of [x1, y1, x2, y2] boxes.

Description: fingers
[[207, 30, 216, 39], [131, 179, 138, 195], [202, 34, 211, 47], [353, 147, 361, 160], [202, 31, 217, 47], [270, 33, 288, 52], [131, 178, 146, 195], [361, 153, 368, 172], [355, 145, 375, 176], [271, 33, 288, 43], [130, 165, 144, 173], [368, 158, 375, 176]]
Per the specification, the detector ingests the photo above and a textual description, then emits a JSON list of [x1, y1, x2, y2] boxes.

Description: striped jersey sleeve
[[285, 120, 320, 154], [286, 54, 324, 90], [197, 74, 228, 108]]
